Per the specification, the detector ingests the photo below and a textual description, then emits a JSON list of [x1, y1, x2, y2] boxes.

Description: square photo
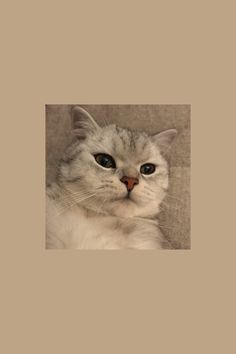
[[46, 105, 190, 249]]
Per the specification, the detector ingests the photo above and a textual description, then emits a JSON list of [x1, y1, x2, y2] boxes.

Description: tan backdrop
[[2, 1, 235, 353], [46, 104, 191, 249]]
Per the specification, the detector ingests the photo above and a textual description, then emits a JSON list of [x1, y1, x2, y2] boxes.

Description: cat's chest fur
[[46, 195, 163, 249]]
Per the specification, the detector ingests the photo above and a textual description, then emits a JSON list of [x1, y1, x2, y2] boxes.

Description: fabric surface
[[46, 105, 191, 249]]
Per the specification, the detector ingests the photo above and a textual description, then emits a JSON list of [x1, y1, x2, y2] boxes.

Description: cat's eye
[[140, 163, 156, 175], [94, 153, 116, 169]]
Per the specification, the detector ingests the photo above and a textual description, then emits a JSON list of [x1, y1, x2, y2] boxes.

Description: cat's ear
[[71, 106, 100, 139], [151, 129, 177, 155]]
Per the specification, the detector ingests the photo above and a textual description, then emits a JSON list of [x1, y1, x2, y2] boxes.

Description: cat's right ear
[[71, 106, 100, 139], [151, 129, 177, 156]]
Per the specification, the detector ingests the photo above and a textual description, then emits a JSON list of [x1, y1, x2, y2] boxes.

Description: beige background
[[1, 1, 235, 353], [46, 104, 191, 249]]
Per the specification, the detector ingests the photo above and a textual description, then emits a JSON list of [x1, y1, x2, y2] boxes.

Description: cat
[[46, 106, 177, 249]]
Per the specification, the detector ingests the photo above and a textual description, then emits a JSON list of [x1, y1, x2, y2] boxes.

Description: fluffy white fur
[[46, 106, 176, 249]]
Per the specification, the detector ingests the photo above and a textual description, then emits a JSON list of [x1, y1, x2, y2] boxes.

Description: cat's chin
[[105, 200, 137, 217], [79, 193, 161, 218], [103, 198, 158, 218]]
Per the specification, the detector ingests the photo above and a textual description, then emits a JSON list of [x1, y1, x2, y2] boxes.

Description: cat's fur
[[46, 106, 177, 249]]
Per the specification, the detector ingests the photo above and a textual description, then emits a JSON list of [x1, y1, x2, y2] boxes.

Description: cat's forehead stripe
[[99, 126, 149, 159], [114, 126, 146, 150]]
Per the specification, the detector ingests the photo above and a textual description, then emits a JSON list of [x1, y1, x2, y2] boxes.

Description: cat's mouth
[[125, 192, 132, 200], [111, 192, 136, 203]]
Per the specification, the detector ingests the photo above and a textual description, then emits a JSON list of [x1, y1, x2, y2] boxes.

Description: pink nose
[[120, 176, 139, 192]]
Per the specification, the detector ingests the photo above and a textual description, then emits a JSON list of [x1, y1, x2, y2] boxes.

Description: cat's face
[[59, 107, 176, 218]]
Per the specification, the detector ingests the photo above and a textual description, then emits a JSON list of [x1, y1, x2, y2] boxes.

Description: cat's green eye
[[94, 154, 116, 169], [140, 163, 156, 175]]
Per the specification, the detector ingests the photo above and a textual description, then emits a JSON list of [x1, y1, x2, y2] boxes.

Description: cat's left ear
[[71, 106, 100, 139], [151, 129, 177, 155]]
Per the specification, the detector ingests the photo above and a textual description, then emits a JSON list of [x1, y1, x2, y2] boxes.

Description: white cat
[[46, 106, 177, 249]]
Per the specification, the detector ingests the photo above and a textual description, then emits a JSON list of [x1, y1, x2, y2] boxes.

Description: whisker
[[55, 187, 102, 203], [160, 201, 180, 211], [55, 191, 99, 208], [104, 116, 109, 126], [49, 194, 99, 219], [165, 194, 185, 204], [54, 195, 93, 209], [158, 224, 174, 231], [56, 192, 92, 201], [96, 196, 107, 215], [133, 216, 158, 225], [50, 185, 106, 215]]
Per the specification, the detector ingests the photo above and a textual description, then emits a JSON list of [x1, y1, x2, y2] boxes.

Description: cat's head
[[59, 106, 177, 218]]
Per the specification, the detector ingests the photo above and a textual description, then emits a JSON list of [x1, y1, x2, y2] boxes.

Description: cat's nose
[[120, 176, 139, 192]]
